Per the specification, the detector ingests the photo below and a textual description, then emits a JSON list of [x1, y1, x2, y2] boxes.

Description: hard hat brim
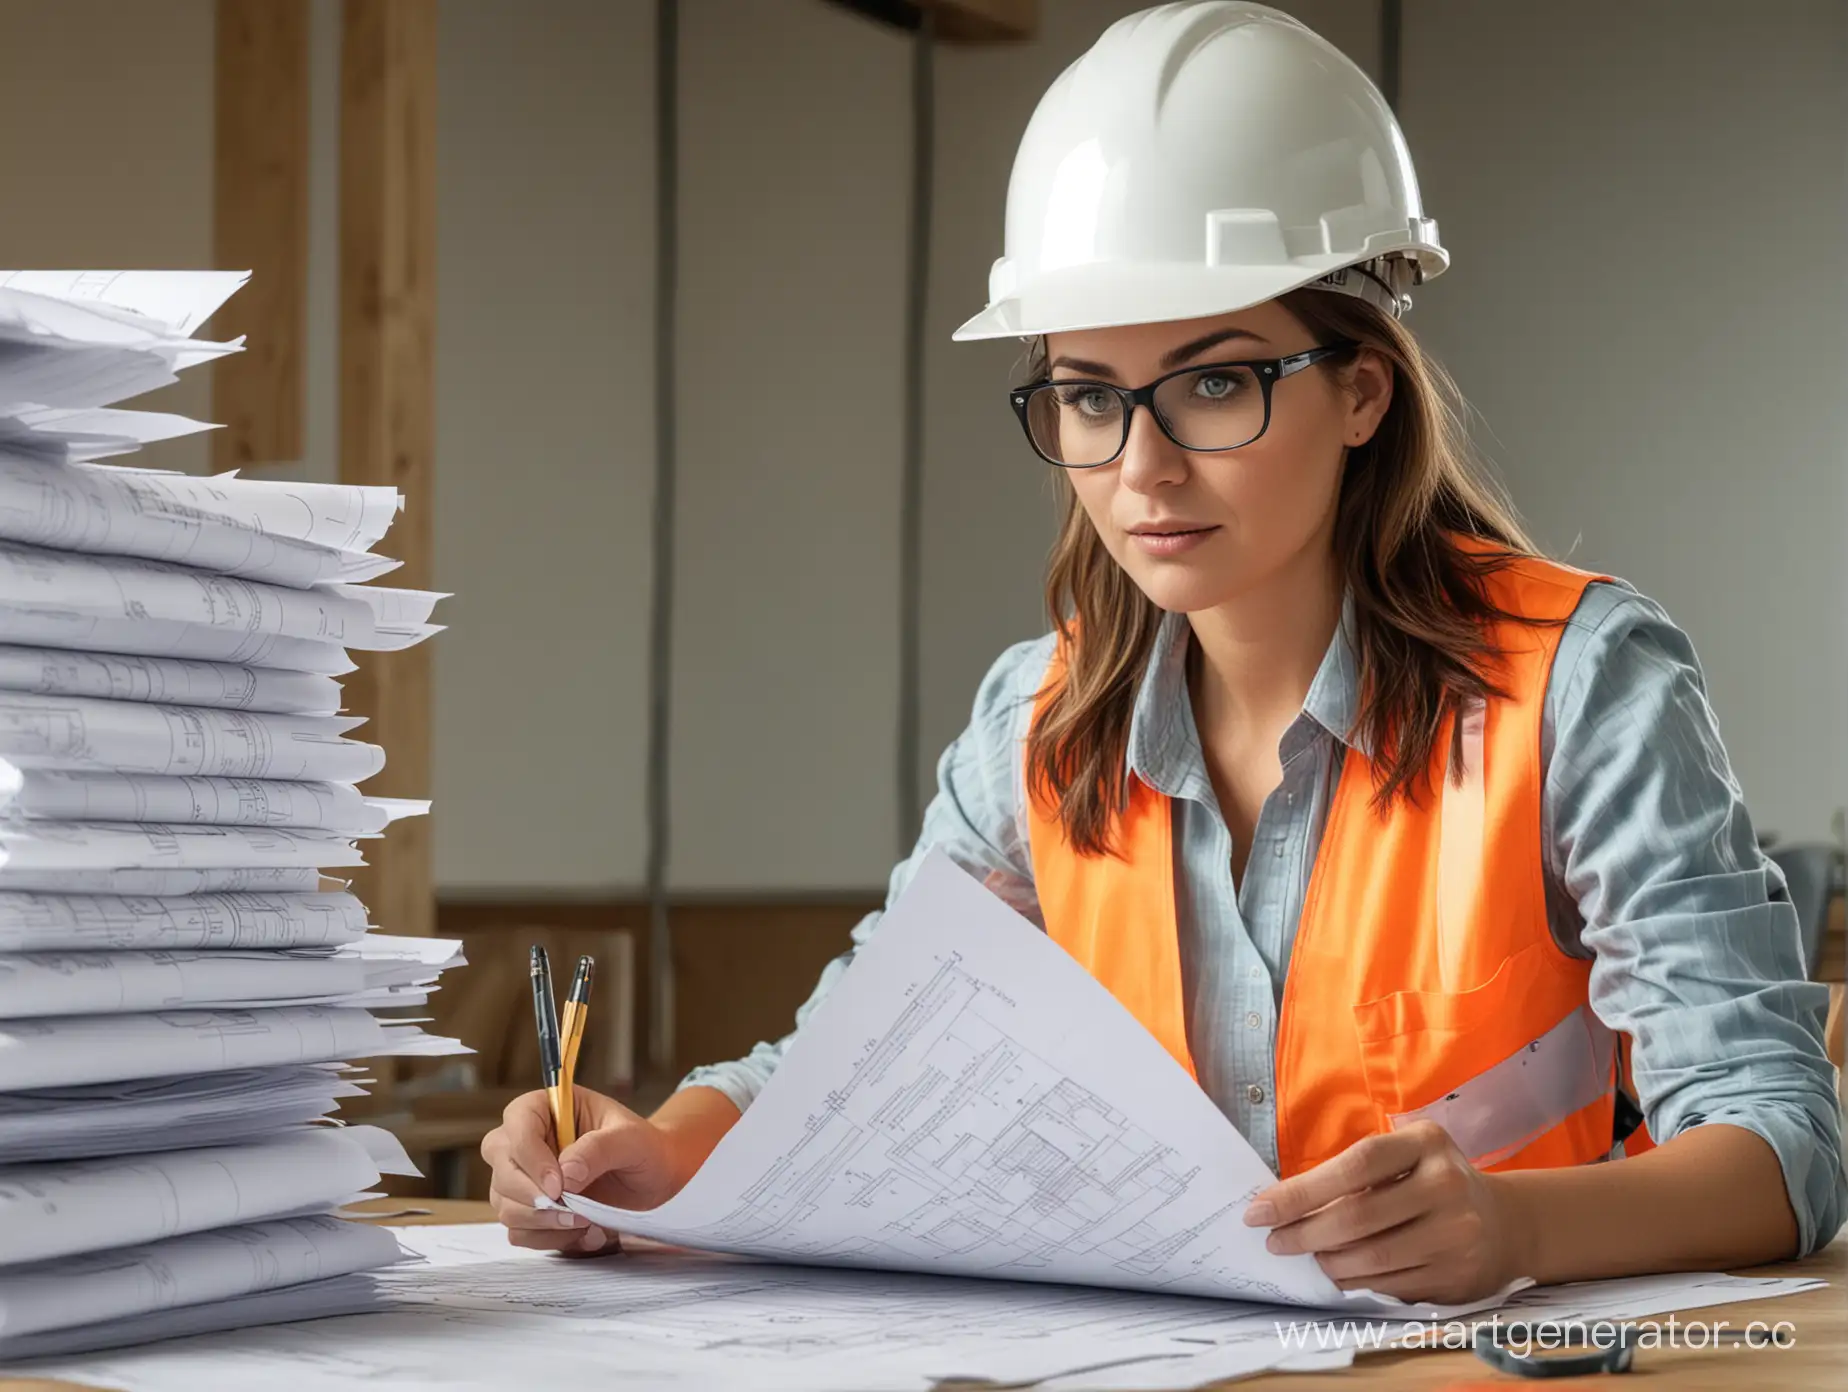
[[950, 250, 1445, 342]]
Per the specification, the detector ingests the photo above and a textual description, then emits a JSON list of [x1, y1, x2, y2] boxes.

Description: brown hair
[[1026, 286, 1558, 857]]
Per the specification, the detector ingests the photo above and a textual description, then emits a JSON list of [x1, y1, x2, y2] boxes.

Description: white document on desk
[[62, 468, 404, 553], [0, 1124, 415, 1266], [0, 453, 400, 587], [0, 864, 327, 894], [0, 405, 216, 462], [0, 1003, 467, 1090], [0, 770, 412, 831], [0, 606, 357, 674], [0, 1212, 408, 1344], [0, 889, 370, 951], [0, 269, 250, 337], [0, 1063, 369, 1164], [560, 849, 1516, 1321], [0, 643, 343, 715], [0, 283, 239, 376], [0, 691, 382, 781], [0, 946, 365, 1016], [0, 343, 182, 413], [0, 540, 441, 652], [0, 1270, 387, 1364], [0, 935, 454, 1017], [7, 1224, 1351, 1391], [0, 820, 365, 871]]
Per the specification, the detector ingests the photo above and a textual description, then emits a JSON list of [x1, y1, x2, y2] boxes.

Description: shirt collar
[[1126, 590, 1363, 798]]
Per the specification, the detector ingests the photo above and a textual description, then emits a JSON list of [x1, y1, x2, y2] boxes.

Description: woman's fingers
[[1263, 1163, 1431, 1256], [1312, 1212, 1449, 1282], [481, 1093, 566, 1206], [488, 1182, 589, 1231], [488, 1185, 619, 1255], [505, 1224, 602, 1253], [555, 1225, 621, 1258], [1244, 1126, 1430, 1230]]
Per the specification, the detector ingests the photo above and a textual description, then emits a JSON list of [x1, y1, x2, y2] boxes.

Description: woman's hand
[[481, 1087, 684, 1256], [1242, 1120, 1531, 1305]]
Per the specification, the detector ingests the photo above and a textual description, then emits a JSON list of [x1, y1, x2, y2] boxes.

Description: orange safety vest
[[1025, 540, 1655, 1177]]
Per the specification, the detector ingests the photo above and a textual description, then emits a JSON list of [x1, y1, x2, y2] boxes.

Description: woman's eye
[[1192, 373, 1242, 401], [1054, 386, 1116, 417]]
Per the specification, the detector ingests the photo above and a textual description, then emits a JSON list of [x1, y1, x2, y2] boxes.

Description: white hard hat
[[952, 1, 1447, 342]]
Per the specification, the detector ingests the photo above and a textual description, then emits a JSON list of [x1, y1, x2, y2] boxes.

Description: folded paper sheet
[[0, 769, 421, 832], [0, 890, 370, 951], [0, 1004, 459, 1091], [0, 1064, 369, 1164], [0, 643, 344, 715], [0, 1124, 416, 1266], [558, 851, 1518, 1320]]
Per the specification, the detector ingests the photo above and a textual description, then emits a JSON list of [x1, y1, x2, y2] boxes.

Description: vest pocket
[[1350, 942, 1614, 1168]]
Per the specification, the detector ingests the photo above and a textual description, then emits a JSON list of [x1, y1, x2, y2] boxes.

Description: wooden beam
[[824, 0, 1037, 42], [931, 0, 1036, 43], [212, 0, 309, 467], [339, 0, 436, 939]]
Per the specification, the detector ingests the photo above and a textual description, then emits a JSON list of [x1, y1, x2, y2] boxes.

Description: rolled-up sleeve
[[677, 634, 1051, 1114], [1543, 581, 1845, 1255]]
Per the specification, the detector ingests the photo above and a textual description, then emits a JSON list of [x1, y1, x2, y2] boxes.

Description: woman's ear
[[1343, 347, 1394, 447]]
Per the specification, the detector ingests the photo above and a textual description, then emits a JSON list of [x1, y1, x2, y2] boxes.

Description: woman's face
[[1046, 299, 1391, 614]]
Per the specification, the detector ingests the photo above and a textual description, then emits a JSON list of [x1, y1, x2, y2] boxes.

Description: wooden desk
[[10, 1202, 1838, 1392]]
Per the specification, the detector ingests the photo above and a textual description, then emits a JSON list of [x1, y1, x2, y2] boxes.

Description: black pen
[[530, 945, 568, 1145]]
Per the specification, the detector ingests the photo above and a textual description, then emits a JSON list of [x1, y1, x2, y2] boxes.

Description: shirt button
[[1285, 791, 1295, 806], [1247, 1084, 1267, 1105], [1273, 843, 1284, 858], [1249, 966, 1264, 981], [1245, 1012, 1262, 1029]]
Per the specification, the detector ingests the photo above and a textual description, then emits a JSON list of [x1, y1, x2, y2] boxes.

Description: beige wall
[[668, 0, 911, 890], [428, 0, 658, 890], [0, 0, 216, 468], [0, 0, 1841, 893], [1398, 0, 1848, 842]]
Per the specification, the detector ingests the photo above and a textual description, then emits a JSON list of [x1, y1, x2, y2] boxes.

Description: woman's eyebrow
[[1049, 327, 1270, 379]]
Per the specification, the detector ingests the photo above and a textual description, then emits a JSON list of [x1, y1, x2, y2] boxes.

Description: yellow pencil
[[556, 955, 595, 1149]]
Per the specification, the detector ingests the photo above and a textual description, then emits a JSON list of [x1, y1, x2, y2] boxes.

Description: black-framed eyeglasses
[[1008, 341, 1359, 468]]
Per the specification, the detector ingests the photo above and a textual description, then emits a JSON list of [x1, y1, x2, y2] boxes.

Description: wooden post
[[212, 0, 309, 467], [930, 0, 1036, 42], [340, 0, 437, 939]]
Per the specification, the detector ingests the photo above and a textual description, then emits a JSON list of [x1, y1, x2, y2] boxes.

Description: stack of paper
[[0, 270, 468, 1360], [3, 857, 1827, 1387]]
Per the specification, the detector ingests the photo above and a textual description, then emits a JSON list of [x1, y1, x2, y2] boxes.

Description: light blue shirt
[[682, 579, 1846, 1256]]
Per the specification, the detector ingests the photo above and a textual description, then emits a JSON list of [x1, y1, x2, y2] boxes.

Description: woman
[[483, 2, 1843, 1302]]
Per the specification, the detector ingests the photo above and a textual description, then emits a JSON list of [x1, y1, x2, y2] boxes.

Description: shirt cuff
[[1677, 1104, 1846, 1257], [676, 1060, 765, 1117]]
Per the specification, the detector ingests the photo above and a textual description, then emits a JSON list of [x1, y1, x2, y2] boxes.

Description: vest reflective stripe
[[1380, 999, 1615, 1168], [1025, 540, 1654, 1177]]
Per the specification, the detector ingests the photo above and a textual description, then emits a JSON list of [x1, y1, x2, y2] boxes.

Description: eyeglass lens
[[1024, 364, 1267, 465]]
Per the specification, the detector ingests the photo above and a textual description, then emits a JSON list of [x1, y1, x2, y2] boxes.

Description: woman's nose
[[1116, 405, 1188, 493]]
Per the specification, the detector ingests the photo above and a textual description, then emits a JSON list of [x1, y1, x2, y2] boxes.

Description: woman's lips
[[1127, 525, 1219, 557]]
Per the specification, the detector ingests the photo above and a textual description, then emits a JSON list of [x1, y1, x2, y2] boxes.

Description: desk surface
[[8, 1200, 1842, 1392]]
